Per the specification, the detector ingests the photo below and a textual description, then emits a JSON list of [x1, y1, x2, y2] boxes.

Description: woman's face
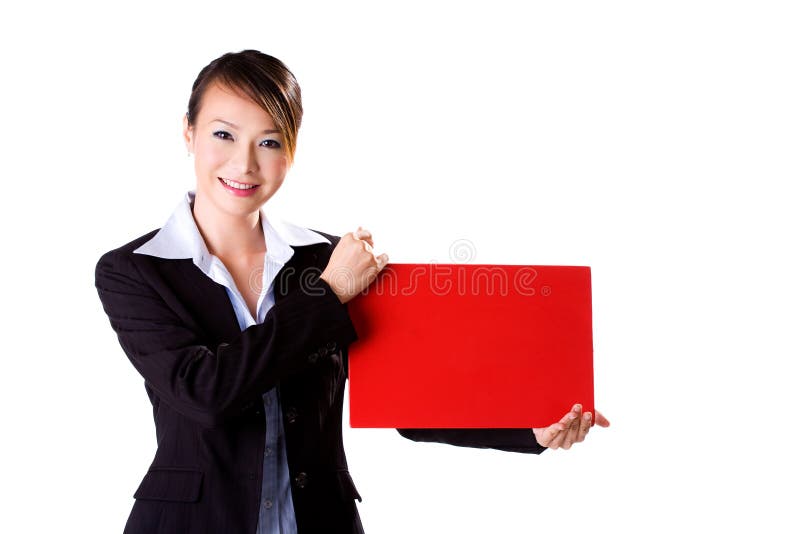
[[183, 81, 290, 216]]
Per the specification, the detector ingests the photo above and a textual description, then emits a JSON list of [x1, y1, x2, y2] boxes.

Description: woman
[[94, 49, 608, 534]]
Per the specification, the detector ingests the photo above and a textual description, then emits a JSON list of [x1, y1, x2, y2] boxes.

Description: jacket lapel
[[155, 258, 241, 344], [274, 243, 329, 304], [151, 242, 329, 346]]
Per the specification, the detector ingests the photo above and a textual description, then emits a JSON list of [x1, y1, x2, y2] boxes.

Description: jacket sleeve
[[396, 428, 546, 454], [94, 248, 358, 428]]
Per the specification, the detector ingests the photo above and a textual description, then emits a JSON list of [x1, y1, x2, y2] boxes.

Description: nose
[[230, 143, 259, 176]]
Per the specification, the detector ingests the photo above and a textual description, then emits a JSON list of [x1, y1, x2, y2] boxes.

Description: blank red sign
[[347, 264, 594, 428]]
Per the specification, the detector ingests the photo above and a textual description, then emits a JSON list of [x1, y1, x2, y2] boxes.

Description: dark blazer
[[95, 229, 545, 534]]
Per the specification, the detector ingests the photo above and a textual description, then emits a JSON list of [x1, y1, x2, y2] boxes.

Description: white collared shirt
[[133, 190, 330, 325], [133, 189, 330, 534]]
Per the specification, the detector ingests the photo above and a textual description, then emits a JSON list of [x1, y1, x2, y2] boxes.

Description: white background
[[1, 1, 798, 532]]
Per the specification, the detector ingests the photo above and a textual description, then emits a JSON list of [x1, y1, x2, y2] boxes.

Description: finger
[[562, 405, 582, 449], [354, 227, 373, 241], [557, 407, 578, 427], [576, 412, 592, 443], [548, 426, 567, 449], [353, 230, 375, 249], [594, 410, 611, 427], [558, 404, 580, 442], [532, 422, 562, 447], [375, 253, 389, 271], [538, 409, 574, 449], [537, 426, 557, 447], [360, 233, 375, 247], [545, 423, 565, 445], [563, 405, 582, 449], [560, 417, 578, 449]]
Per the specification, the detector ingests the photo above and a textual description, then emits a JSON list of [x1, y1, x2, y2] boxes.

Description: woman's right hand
[[320, 226, 389, 303]]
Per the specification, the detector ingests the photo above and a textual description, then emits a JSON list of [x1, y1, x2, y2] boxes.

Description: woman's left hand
[[532, 404, 610, 450]]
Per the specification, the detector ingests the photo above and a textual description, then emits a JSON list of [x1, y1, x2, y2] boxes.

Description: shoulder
[[95, 228, 160, 279], [297, 227, 342, 269], [307, 228, 342, 247]]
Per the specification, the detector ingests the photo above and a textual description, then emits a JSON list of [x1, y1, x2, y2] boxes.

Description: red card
[[347, 264, 594, 428]]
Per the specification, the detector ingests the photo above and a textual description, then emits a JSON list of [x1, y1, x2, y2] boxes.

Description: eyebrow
[[209, 118, 280, 135]]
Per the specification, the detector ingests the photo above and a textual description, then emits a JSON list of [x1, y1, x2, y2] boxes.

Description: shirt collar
[[132, 190, 331, 269]]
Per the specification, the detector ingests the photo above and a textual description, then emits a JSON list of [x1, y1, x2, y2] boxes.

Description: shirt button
[[294, 472, 308, 489], [264, 447, 272, 456], [263, 499, 273, 509], [286, 407, 299, 424]]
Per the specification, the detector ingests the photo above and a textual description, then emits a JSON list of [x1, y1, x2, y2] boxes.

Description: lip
[[218, 177, 260, 197]]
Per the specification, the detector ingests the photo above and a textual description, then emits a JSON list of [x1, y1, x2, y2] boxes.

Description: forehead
[[197, 82, 277, 129]]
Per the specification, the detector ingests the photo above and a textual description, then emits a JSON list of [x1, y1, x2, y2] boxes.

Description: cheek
[[262, 155, 289, 178], [195, 140, 228, 170]]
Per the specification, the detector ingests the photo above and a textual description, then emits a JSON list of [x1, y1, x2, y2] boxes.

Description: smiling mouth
[[218, 177, 259, 190]]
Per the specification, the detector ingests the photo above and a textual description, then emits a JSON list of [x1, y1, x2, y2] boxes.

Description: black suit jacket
[[95, 228, 545, 534]]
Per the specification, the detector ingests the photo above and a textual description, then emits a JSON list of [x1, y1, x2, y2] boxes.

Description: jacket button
[[308, 350, 320, 363], [325, 341, 337, 353], [286, 407, 299, 424], [294, 472, 308, 489]]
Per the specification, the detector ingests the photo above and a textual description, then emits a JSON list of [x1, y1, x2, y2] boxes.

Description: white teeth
[[220, 178, 257, 190]]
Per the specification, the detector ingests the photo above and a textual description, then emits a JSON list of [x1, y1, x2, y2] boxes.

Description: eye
[[260, 139, 282, 149], [213, 130, 233, 140]]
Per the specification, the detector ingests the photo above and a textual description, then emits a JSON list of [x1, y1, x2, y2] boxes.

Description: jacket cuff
[[284, 273, 359, 350], [396, 428, 548, 454]]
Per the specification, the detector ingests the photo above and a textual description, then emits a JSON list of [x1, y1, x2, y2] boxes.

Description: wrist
[[318, 271, 347, 304]]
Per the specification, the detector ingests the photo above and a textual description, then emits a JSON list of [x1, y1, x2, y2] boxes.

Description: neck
[[191, 193, 266, 261]]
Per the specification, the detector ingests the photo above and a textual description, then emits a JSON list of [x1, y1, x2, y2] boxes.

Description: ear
[[182, 113, 194, 154]]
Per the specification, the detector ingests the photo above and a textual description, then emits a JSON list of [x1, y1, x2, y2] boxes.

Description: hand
[[320, 226, 389, 304], [531, 404, 610, 450]]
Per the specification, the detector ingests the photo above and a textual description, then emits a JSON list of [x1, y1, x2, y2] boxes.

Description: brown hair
[[186, 49, 303, 163]]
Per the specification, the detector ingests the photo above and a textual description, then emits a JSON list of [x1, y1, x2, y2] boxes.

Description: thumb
[[594, 410, 611, 427]]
